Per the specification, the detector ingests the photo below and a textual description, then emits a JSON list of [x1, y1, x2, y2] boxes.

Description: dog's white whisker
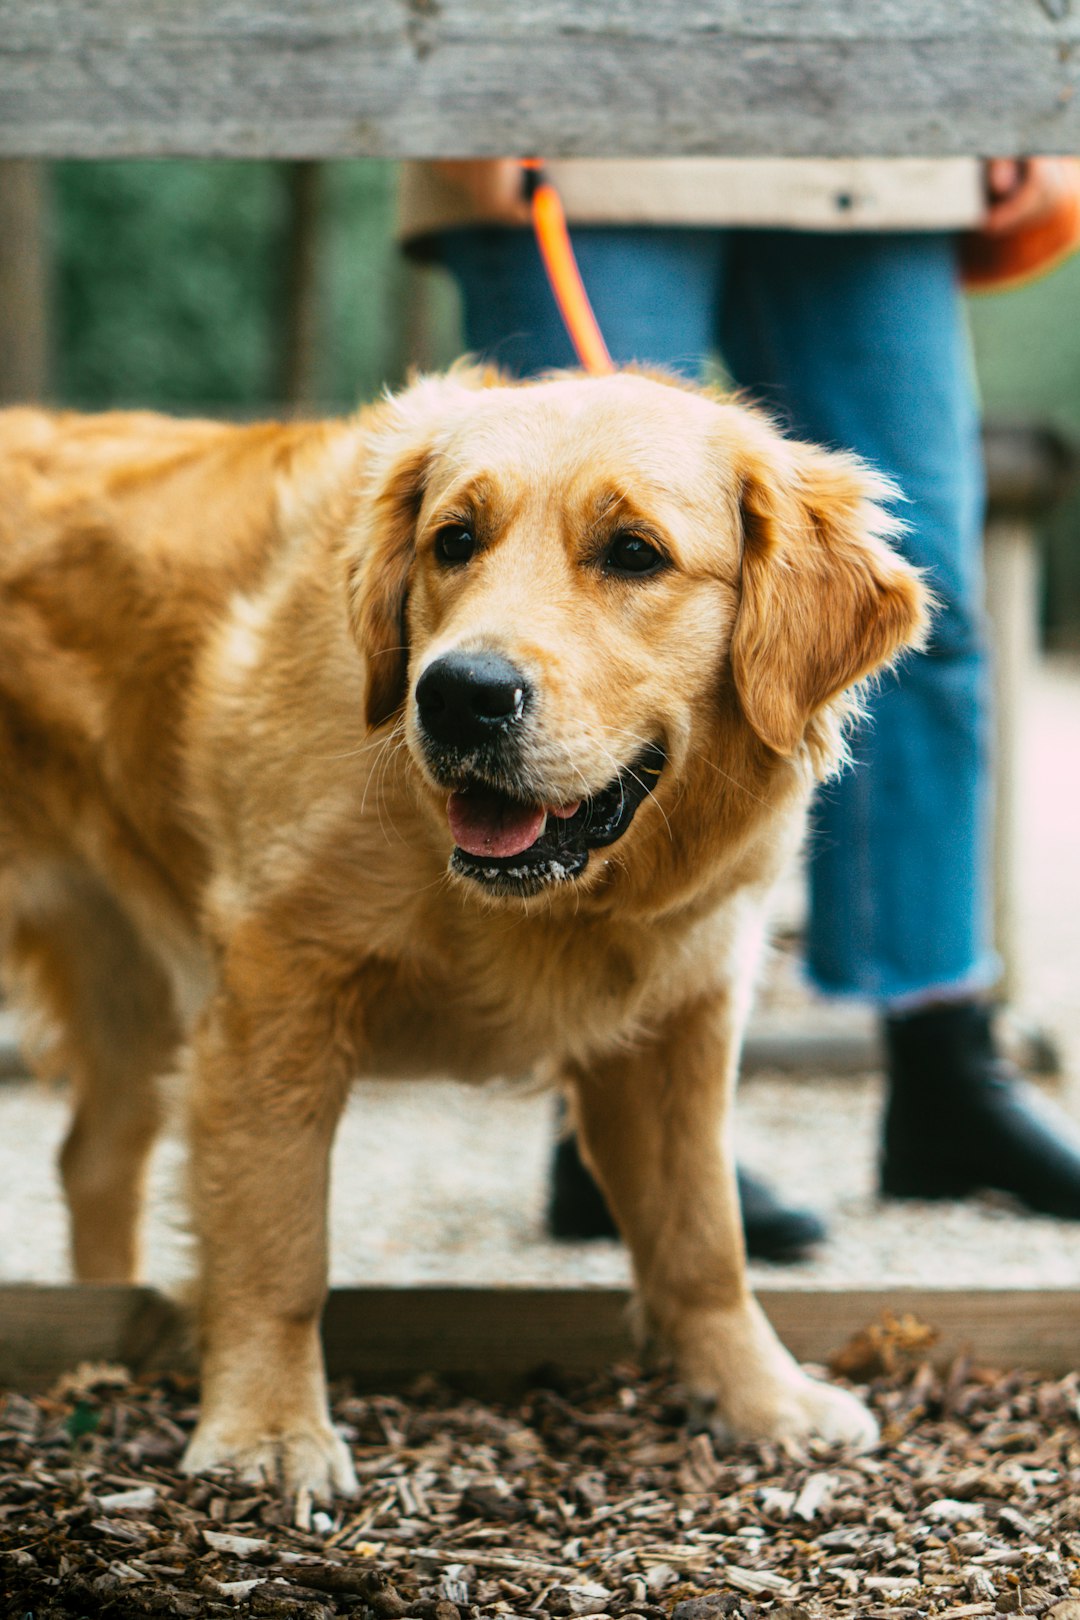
[[358, 724, 403, 820], [371, 721, 411, 847], [690, 748, 771, 808], [312, 731, 402, 763]]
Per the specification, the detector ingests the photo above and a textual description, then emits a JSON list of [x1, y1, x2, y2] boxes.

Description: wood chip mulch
[[3, 1315, 1080, 1620]]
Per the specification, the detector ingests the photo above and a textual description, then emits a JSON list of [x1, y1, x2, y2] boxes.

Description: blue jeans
[[435, 226, 998, 1003]]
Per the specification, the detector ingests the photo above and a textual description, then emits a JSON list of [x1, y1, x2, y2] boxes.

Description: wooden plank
[[0, 1009, 1056, 1091], [2, 1, 1079, 159], [280, 162, 324, 412], [0, 160, 48, 403], [0, 1016, 885, 1083], [742, 1028, 881, 1077], [0, 1284, 191, 1388], [2, 1284, 1078, 1391], [331, 1287, 1080, 1381]]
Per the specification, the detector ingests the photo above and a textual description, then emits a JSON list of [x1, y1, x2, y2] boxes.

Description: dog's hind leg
[[4, 868, 181, 1282]]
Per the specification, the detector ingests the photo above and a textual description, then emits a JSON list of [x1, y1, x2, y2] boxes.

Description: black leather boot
[[546, 1131, 826, 1261], [881, 1000, 1080, 1216]]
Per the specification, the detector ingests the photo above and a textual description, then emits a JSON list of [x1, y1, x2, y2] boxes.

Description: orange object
[[521, 160, 615, 374], [961, 158, 1080, 292]]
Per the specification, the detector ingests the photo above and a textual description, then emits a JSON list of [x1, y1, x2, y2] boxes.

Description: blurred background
[[3, 156, 1080, 645], [3, 157, 1080, 1291]]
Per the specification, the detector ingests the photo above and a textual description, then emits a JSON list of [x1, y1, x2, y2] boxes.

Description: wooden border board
[[2, 1284, 1078, 1392], [2, 1, 1080, 160], [0, 1019, 887, 1084]]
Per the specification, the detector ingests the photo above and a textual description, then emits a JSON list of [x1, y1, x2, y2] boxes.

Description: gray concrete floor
[[3, 656, 1080, 1293]]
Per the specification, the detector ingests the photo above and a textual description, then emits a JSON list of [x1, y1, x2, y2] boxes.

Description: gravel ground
[[5, 1347, 1080, 1620], [2, 656, 1080, 1295]]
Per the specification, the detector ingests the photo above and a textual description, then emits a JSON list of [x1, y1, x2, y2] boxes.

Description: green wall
[[50, 160, 428, 411]]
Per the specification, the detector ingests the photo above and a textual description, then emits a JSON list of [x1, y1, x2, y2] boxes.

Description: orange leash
[[520, 160, 615, 376]]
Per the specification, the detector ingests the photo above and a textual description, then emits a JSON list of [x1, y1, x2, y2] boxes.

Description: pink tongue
[[447, 789, 582, 859]]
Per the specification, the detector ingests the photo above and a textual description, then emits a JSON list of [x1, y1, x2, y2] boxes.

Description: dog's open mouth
[[446, 743, 666, 895]]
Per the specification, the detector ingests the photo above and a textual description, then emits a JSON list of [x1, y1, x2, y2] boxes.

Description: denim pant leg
[[720, 231, 996, 1001], [435, 226, 723, 376]]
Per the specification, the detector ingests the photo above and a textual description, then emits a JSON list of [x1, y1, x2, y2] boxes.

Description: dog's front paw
[[182, 1419, 359, 1503], [809, 1377, 879, 1448], [695, 1366, 878, 1452], [675, 1300, 879, 1453], [764, 1372, 879, 1450]]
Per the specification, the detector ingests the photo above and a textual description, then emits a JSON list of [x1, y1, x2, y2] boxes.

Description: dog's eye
[[434, 525, 475, 566], [604, 532, 666, 577]]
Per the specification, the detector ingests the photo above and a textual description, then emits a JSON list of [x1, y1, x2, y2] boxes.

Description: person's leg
[[434, 223, 826, 1256], [720, 230, 1080, 1215], [436, 223, 717, 377], [721, 229, 992, 1001]]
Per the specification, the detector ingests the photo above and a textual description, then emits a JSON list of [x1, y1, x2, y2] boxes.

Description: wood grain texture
[[2, 1284, 1078, 1390], [0, 161, 48, 403], [2, 1, 1079, 159]]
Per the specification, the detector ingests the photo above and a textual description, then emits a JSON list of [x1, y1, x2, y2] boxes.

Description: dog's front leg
[[566, 993, 877, 1449], [180, 939, 358, 1502]]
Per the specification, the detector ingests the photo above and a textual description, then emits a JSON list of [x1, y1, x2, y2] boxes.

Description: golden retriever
[[0, 368, 925, 1500]]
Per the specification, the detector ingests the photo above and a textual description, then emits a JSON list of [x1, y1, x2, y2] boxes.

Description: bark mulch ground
[[2, 1314, 1080, 1620]]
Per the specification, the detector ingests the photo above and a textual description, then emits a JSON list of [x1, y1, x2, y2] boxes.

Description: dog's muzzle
[[414, 652, 666, 898]]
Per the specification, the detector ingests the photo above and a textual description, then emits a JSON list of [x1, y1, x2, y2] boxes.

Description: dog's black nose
[[415, 652, 530, 749]]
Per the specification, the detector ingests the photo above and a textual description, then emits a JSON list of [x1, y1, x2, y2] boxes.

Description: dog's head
[[346, 369, 927, 903]]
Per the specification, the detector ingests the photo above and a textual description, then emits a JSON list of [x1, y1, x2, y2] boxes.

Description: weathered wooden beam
[[0, 1285, 191, 1389], [0, 160, 48, 403], [2, 2, 1079, 160], [0, 1016, 887, 1085], [280, 162, 324, 412], [3, 1284, 1079, 1391]]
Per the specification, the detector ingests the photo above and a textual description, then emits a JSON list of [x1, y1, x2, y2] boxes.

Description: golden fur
[[0, 369, 926, 1497]]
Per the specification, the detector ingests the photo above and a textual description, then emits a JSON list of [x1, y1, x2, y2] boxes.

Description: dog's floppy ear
[[348, 437, 429, 731], [729, 426, 929, 758], [348, 369, 495, 731]]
